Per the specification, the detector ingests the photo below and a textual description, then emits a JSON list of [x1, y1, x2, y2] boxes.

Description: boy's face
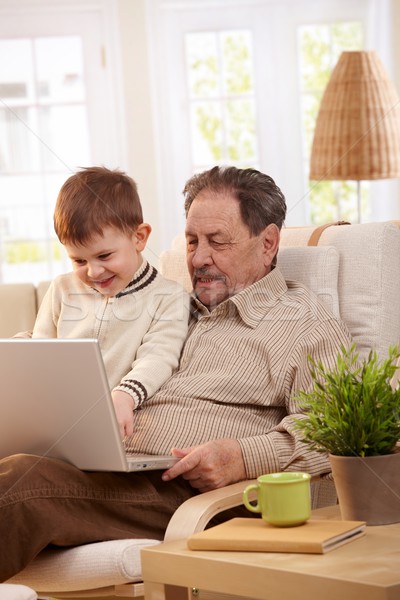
[[65, 225, 151, 297]]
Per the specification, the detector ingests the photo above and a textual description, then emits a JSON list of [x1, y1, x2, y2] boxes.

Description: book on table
[[187, 517, 366, 554]]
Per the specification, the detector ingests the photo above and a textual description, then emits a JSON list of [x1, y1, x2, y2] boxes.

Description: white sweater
[[33, 260, 190, 408]]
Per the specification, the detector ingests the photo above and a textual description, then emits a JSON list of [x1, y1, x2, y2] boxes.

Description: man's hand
[[111, 390, 134, 438], [162, 439, 246, 492]]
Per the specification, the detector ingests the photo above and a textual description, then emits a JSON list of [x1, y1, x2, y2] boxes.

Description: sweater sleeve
[[113, 283, 190, 408], [31, 280, 59, 338]]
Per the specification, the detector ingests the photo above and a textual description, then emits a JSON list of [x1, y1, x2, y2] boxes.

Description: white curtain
[[368, 0, 400, 222]]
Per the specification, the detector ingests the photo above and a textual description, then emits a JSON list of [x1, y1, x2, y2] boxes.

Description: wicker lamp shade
[[310, 51, 400, 181]]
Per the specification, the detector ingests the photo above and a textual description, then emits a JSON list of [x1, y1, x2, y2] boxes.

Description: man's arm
[[163, 318, 352, 492]]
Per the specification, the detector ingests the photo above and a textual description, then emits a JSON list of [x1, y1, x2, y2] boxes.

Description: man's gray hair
[[183, 165, 287, 234]]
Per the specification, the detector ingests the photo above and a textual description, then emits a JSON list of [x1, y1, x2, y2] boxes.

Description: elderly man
[[0, 166, 352, 580]]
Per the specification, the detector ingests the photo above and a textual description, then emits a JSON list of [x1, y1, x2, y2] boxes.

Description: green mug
[[243, 472, 311, 527]]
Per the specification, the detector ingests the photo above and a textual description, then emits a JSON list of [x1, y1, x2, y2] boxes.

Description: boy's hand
[[111, 390, 135, 438]]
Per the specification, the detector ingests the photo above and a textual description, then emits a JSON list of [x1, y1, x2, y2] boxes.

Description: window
[[0, 35, 90, 283], [184, 29, 258, 170], [298, 21, 365, 223], [0, 5, 120, 284], [150, 0, 373, 241]]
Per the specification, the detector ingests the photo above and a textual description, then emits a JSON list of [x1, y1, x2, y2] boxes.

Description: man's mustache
[[193, 269, 224, 280]]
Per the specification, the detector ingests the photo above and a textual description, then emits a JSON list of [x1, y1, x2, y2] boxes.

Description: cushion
[[7, 538, 158, 593], [159, 234, 191, 292], [0, 585, 37, 600], [277, 246, 340, 317], [280, 222, 400, 360], [0, 283, 37, 338]]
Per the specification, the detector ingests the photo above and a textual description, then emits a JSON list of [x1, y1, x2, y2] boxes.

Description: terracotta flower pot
[[329, 447, 400, 525]]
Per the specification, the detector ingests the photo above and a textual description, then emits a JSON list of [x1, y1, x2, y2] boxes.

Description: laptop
[[0, 338, 180, 472]]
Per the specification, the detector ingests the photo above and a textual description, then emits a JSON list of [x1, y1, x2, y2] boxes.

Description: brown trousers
[[0, 453, 196, 581]]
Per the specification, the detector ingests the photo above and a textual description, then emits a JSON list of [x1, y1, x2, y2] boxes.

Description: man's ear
[[262, 223, 280, 268], [134, 223, 152, 251]]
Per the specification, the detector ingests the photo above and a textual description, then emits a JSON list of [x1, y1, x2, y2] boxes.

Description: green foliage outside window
[[5, 240, 62, 264], [185, 30, 257, 168], [222, 33, 253, 94]]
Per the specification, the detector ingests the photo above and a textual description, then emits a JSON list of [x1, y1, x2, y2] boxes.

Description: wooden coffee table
[[141, 505, 400, 600]]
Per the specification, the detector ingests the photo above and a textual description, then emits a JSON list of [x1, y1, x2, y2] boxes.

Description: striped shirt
[[126, 267, 352, 478]]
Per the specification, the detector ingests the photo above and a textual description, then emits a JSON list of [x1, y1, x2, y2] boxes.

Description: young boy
[[32, 166, 190, 438]]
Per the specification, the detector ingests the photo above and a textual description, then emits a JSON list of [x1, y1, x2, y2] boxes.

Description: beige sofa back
[[0, 283, 37, 338], [0, 281, 50, 338]]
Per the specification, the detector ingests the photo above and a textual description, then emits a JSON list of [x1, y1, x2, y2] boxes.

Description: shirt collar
[[190, 267, 288, 328]]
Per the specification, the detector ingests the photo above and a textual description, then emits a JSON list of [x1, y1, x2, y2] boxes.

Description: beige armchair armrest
[[164, 480, 256, 541]]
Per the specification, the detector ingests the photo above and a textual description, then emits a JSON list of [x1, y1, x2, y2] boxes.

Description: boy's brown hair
[[54, 166, 143, 245]]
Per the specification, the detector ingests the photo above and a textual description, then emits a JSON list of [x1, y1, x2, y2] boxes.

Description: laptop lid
[[0, 339, 179, 472]]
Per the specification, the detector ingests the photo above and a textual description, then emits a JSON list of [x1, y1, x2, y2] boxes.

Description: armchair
[[7, 221, 400, 600], [0, 584, 37, 600]]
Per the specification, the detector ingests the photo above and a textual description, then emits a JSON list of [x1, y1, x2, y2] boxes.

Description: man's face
[[185, 189, 277, 309]]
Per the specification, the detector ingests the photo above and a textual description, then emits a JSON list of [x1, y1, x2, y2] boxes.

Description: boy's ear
[[134, 223, 152, 251]]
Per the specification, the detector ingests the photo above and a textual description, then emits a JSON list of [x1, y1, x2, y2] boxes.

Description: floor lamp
[[309, 51, 400, 223]]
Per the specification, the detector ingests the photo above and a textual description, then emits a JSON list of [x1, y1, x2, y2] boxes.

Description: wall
[[112, 0, 164, 264]]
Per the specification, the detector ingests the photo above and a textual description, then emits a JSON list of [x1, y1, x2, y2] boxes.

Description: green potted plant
[[295, 344, 400, 525]]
